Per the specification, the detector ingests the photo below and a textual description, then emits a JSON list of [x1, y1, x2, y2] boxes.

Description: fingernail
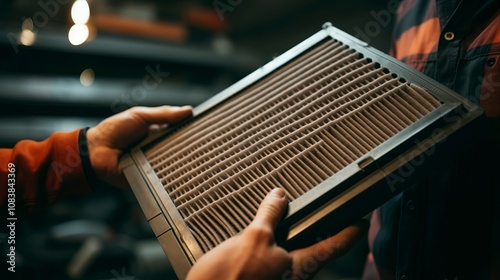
[[171, 105, 192, 112], [268, 188, 285, 198]]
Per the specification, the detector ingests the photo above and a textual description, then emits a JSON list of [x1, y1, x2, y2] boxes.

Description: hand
[[186, 188, 368, 280], [86, 105, 192, 188]]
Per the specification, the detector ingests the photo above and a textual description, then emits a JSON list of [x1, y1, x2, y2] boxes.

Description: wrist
[[79, 127, 104, 191]]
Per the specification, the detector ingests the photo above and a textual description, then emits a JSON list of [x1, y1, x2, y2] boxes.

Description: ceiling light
[[19, 29, 36, 46], [71, 0, 90, 24], [68, 24, 89, 46], [19, 18, 36, 46], [80, 68, 95, 87]]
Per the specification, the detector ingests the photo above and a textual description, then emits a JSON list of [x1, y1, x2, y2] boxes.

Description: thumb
[[250, 188, 288, 234]]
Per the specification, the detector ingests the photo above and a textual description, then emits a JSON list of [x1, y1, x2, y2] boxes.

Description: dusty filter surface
[[144, 39, 441, 252]]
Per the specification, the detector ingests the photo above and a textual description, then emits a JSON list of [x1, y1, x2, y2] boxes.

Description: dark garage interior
[[0, 1, 397, 279]]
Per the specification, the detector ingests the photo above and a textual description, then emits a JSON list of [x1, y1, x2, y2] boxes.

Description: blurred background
[[0, 0, 396, 279]]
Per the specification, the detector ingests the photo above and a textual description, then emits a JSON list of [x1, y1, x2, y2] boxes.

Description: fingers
[[250, 188, 288, 233], [290, 219, 369, 269], [132, 105, 193, 125], [86, 105, 192, 188]]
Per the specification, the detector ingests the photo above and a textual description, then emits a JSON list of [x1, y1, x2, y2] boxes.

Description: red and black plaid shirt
[[367, 1, 500, 279], [391, 0, 500, 117]]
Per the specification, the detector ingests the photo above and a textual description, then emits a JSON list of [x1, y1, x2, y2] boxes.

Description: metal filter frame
[[119, 23, 484, 279]]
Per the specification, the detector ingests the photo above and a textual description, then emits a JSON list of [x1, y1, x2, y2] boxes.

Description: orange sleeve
[[0, 129, 92, 216]]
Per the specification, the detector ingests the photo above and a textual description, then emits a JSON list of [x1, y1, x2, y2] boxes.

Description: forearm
[[0, 129, 92, 216], [0, 106, 193, 215]]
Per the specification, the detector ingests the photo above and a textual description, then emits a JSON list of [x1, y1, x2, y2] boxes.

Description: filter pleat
[[145, 39, 441, 252]]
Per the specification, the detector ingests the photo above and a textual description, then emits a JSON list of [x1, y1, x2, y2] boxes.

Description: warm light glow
[[19, 29, 36, 46], [19, 18, 36, 46], [80, 68, 95, 87], [22, 18, 34, 31], [68, 24, 89, 45], [71, 0, 90, 24]]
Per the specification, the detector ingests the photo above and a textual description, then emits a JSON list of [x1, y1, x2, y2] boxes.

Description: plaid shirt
[[367, 1, 500, 279], [391, 0, 500, 117]]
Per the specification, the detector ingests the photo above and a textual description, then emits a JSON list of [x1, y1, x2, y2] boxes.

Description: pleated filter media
[[120, 24, 484, 279]]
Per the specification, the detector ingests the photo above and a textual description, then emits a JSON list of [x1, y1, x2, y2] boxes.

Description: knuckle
[[328, 241, 348, 256], [262, 202, 284, 218], [245, 225, 274, 242], [128, 106, 144, 114]]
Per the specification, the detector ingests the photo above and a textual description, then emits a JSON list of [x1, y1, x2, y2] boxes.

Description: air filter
[[120, 23, 483, 279]]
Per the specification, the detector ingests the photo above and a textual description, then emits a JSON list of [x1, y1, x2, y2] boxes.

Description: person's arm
[[187, 188, 368, 280], [0, 105, 192, 215], [0, 129, 91, 215]]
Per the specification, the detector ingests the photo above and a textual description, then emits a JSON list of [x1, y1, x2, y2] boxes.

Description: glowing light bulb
[[22, 18, 34, 31], [68, 24, 89, 46], [80, 68, 95, 87], [71, 0, 90, 24], [20, 29, 36, 46], [19, 18, 36, 46]]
